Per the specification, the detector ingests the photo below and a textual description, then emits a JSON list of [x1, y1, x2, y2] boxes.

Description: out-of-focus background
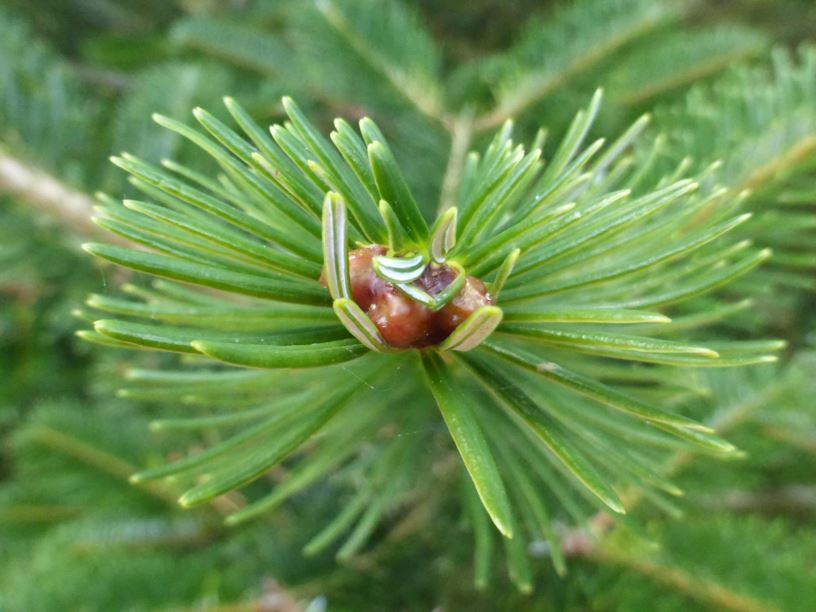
[[1, 1, 815, 610]]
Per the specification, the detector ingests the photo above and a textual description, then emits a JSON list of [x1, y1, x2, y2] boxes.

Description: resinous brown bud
[[434, 276, 491, 339], [348, 245, 387, 310], [368, 286, 435, 348], [322, 246, 493, 349]]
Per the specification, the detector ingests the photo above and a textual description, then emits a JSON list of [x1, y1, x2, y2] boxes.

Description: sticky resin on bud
[[321, 245, 493, 349]]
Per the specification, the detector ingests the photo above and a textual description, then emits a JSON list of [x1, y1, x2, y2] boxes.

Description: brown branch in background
[[68, 61, 133, 91], [471, 11, 669, 133], [0, 280, 43, 303], [175, 579, 307, 612], [0, 152, 121, 244], [27, 425, 180, 506], [739, 135, 816, 193], [696, 485, 816, 516], [555, 387, 780, 560], [437, 111, 473, 215], [587, 546, 778, 612]]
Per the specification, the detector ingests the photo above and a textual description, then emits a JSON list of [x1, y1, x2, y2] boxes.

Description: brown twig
[[0, 152, 121, 244], [437, 110, 473, 215]]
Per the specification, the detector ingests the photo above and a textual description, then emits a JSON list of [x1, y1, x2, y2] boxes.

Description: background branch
[[0, 153, 118, 243]]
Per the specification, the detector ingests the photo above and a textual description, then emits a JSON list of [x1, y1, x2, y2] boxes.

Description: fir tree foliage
[[83, 84, 782, 585], [0, 8, 99, 181], [1, 0, 816, 607], [652, 46, 816, 294]]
